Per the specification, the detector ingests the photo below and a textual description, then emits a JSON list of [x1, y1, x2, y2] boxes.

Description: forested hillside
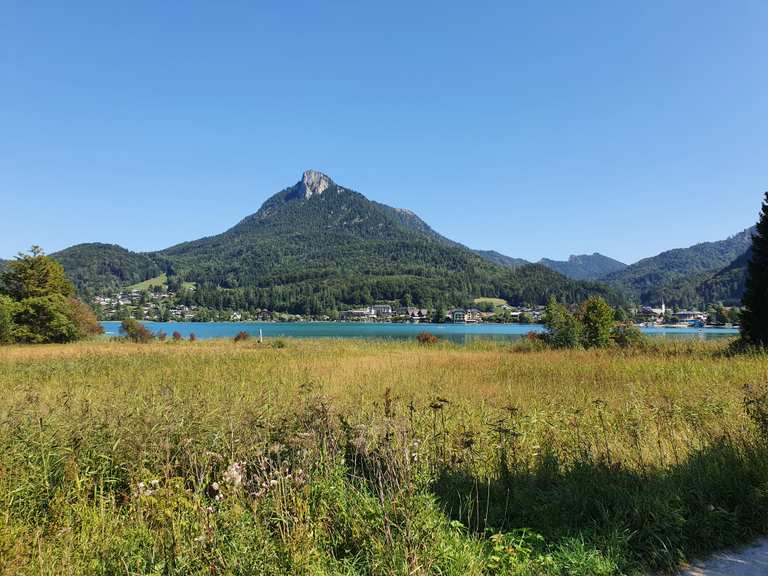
[[50, 244, 163, 296], [645, 248, 751, 308], [604, 228, 754, 304]]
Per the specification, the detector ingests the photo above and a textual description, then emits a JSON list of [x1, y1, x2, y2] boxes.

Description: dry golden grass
[[2, 337, 768, 575]]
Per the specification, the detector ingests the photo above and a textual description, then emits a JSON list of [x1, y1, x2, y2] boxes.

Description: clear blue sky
[[2, 1, 766, 263]]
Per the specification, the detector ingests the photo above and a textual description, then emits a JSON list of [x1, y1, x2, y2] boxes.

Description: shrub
[[157, 331, 167, 342], [172, 331, 182, 342], [66, 297, 104, 338], [189, 333, 197, 342], [120, 318, 153, 343], [612, 323, 647, 349], [417, 331, 439, 345], [234, 331, 250, 342], [512, 331, 548, 352]]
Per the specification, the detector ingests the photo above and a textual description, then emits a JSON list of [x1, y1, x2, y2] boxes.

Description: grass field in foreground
[[2, 337, 768, 575]]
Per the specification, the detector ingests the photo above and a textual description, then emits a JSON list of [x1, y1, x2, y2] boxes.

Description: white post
[[259, 329, 263, 343]]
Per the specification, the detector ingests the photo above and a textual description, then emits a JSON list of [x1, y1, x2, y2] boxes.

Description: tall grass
[[1, 338, 767, 574]]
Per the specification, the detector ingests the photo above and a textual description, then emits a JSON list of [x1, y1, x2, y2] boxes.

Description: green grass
[[1, 338, 768, 574], [473, 297, 507, 307], [125, 273, 167, 291], [125, 274, 195, 292]]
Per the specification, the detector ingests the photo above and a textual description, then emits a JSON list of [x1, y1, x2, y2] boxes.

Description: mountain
[[50, 243, 163, 295], [603, 228, 754, 304], [157, 170, 620, 312], [48, 170, 621, 313], [539, 253, 627, 281], [473, 250, 529, 270]]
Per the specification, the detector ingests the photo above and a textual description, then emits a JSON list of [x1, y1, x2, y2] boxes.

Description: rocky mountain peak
[[297, 170, 334, 199]]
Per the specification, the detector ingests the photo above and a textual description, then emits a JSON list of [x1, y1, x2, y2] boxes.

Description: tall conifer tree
[[741, 192, 768, 346]]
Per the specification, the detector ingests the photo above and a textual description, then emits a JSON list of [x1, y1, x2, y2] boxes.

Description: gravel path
[[678, 538, 768, 575]]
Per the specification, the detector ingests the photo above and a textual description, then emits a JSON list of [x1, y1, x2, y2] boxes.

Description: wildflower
[[223, 461, 245, 488], [137, 479, 160, 496]]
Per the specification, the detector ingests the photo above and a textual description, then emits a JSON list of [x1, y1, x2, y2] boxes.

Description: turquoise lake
[[100, 321, 739, 344]]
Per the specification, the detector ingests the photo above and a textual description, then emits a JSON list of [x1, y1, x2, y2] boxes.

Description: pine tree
[[741, 192, 768, 347]]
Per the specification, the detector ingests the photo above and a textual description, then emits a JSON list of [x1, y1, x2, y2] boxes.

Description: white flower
[[137, 479, 159, 496], [223, 461, 245, 488]]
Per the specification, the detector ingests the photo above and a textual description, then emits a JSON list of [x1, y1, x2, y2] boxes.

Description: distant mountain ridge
[[470, 251, 626, 281], [604, 228, 754, 306], [539, 253, 627, 281], [472, 250, 529, 270], [44, 170, 620, 313]]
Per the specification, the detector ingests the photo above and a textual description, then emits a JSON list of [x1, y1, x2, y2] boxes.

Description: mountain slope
[[695, 248, 750, 306], [158, 170, 620, 312], [50, 243, 163, 295], [472, 250, 529, 270], [604, 228, 754, 304], [539, 253, 627, 281]]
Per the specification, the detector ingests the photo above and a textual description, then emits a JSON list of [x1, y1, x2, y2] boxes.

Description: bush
[[157, 331, 167, 342], [612, 323, 647, 349], [234, 331, 250, 342], [417, 331, 439, 345], [66, 297, 104, 339], [512, 331, 548, 352], [189, 333, 197, 342], [172, 331, 182, 342], [120, 319, 153, 343]]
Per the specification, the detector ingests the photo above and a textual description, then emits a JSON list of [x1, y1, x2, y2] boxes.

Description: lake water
[[100, 321, 739, 344]]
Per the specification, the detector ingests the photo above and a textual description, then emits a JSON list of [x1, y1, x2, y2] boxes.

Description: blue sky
[[1, 1, 766, 263]]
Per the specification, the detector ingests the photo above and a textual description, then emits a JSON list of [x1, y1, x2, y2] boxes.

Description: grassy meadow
[[2, 337, 768, 574]]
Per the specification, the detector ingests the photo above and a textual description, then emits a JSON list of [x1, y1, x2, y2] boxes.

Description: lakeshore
[[100, 320, 740, 343]]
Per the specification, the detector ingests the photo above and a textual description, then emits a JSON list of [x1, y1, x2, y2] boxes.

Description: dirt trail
[[678, 538, 768, 575]]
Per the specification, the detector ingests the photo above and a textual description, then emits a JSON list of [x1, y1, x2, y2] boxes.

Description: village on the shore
[[93, 287, 739, 328]]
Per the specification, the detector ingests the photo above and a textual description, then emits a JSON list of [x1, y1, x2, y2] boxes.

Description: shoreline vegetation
[[3, 336, 768, 574]]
